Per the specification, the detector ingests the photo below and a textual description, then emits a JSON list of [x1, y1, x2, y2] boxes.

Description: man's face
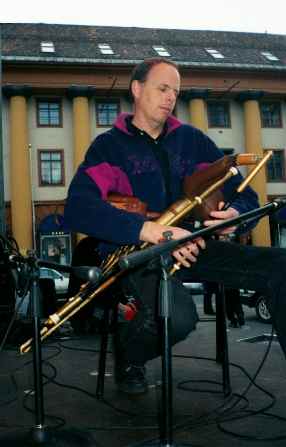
[[132, 63, 180, 126]]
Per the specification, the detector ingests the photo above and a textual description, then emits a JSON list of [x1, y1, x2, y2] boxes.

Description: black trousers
[[118, 240, 286, 366], [224, 287, 244, 323]]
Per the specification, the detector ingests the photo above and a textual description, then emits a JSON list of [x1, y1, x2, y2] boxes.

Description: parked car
[[183, 282, 272, 324], [183, 281, 205, 295], [240, 289, 272, 323], [40, 268, 69, 295]]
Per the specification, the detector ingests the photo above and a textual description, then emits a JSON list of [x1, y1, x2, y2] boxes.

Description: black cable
[[0, 346, 69, 429], [0, 289, 31, 352], [0, 343, 62, 378], [52, 343, 194, 424], [0, 373, 18, 407], [0, 344, 63, 422], [49, 343, 248, 439], [170, 393, 250, 438], [175, 347, 274, 410], [39, 359, 160, 429], [172, 327, 286, 442], [21, 357, 66, 429], [57, 340, 155, 418], [57, 326, 275, 437], [57, 340, 202, 420], [0, 234, 33, 351], [0, 234, 19, 255], [172, 357, 251, 434], [217, 325, 275, 416], [58, 341, 102, 354], [217, 411, 286, 442], [43, 371, 140, 418], [0, 346, 64, 432], [3, 312, 283, 442]]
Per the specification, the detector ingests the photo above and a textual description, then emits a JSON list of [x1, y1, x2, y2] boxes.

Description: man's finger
[[194, 238, 206, 249]]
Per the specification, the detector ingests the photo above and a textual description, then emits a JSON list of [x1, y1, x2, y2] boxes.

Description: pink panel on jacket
[[86, 162, 133, 199], [195, 162, 211, 171]]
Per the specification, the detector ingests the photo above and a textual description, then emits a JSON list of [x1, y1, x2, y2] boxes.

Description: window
[[38, 150, 64, 186], [98, 44, 114, 55], [152, 46, 170, 57], [265, 150, 285, 182], [37, 99, 62, 127], [41, 41, 55, 53], [96, 100, 120, 127], [207, 102, 231, 128], [260, 102, 282, 128], [205, 48, 224, 59], [261, 51, 279, 62]]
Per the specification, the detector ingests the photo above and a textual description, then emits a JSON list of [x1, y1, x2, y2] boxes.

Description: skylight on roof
[[205, 48, 224, 59], [261, 51, 279, 61], [98, 44, 114, 55], [153, 46, 170, 57], [41, 41, 55, 53]]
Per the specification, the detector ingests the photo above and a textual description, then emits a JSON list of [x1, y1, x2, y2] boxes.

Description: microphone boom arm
[[119, 198, 286, 271]]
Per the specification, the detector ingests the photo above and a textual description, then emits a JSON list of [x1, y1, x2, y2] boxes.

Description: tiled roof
[[2, 23, 286, 70]]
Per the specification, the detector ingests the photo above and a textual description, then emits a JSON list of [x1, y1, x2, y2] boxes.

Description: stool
[[95, 281, 232, 399], [215, 283, 231, 396], [67, 236, 123, 398], [95, 304, 118, 399], [69, 237, 231, 399]]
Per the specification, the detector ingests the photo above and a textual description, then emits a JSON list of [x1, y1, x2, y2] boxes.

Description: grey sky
[[1, 0, 285, 35]]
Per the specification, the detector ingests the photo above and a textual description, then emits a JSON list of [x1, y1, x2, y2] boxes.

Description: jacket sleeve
[[64, 135, 146, 245], [187, 128, 260, 232]]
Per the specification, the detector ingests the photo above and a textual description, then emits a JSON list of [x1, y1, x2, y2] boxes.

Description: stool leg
[[215, 284, 231, 397], [96, 307, 110, 399]]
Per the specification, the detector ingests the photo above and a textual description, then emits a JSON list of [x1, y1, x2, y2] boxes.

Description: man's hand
[[203, 201, 239, 234], [139, 221, 205, 267]]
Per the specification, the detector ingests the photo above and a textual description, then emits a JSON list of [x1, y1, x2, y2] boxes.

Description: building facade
[[1, 23, 286, 262]]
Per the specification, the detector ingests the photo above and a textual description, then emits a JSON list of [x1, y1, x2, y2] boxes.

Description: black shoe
[[115, 364, 148, 395], [204, 308, 216, 315], [229, 319, 239, 328], [237, 314, 245, 326]]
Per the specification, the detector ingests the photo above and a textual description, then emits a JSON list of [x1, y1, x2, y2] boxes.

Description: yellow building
[[1, 23, 286, 260]]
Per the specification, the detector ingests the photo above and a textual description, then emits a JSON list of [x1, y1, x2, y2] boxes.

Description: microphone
[[8, 254, 25, 264], [72, 266, 102, 283], [38, 261, 102, 283], [273, 197, 286, 210]]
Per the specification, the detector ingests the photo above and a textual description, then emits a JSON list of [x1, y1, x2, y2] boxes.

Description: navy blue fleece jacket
[[64, 113, 259, 255]]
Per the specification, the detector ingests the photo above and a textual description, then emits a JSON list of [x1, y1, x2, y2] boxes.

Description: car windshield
[[40, 268, 62, 279]]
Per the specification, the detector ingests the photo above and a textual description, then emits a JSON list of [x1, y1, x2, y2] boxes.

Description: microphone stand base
[[126, 441, 200, 446], [0, 427, 97, 446]]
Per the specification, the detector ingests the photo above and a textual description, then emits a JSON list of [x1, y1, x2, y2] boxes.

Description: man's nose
[[167, 89, 177, 102]]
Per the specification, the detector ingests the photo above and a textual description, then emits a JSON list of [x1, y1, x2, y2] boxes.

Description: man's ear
[[131, 80, 142, 100]]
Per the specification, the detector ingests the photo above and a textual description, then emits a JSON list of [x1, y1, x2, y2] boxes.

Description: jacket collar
[[114, 112, 182, 137]]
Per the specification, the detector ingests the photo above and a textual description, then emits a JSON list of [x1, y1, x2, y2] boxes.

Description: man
[[65, 58, 286, 395]]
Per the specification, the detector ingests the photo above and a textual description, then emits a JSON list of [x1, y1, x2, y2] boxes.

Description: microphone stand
[[156, 253, 199, 446], [121, 199, 286, 447], [2, 251, 97, 446], [29, 253, 48, 444], [158, 254, 174, 446]]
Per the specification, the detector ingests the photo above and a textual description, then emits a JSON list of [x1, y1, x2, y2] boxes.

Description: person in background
[[225, 287, 245, 328], [203, 281, 217, 315], [219, 233, 246, 328]]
